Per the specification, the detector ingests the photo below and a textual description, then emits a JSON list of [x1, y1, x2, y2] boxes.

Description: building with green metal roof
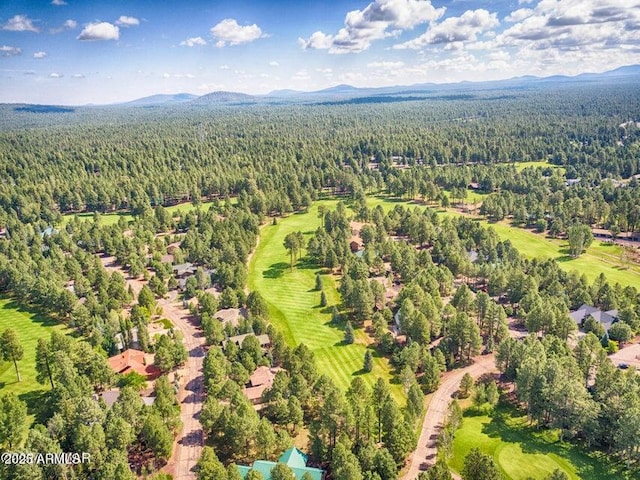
[[236, 448, 324, 480]]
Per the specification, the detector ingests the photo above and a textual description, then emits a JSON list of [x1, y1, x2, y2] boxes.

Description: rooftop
[[236, 448, 324, 480]]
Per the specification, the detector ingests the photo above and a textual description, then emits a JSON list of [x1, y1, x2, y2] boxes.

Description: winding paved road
[[403, 354, 498, 480]]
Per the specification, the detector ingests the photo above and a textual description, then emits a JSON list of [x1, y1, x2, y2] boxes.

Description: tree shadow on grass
[[481, 405, 628, 479], [2, 300, 59, 328], [19, 389, 51, 424], [262, 262, 289, 279]]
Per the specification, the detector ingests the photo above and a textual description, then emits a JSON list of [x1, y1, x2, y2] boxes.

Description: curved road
[[403, 354, 497, 480]]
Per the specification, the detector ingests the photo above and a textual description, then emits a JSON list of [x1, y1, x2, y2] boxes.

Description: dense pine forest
[[1, 76, 640, 480]]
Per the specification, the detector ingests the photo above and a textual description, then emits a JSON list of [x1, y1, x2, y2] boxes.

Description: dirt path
[[403, 354, 497, 480], [99, 255, 205, 479]]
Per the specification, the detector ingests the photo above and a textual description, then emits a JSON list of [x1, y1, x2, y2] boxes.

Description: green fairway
[[449, 406, 631, 480], [366, 195, 640, 288], [60, 200, 217, 227], [248, 201, 404, 404], [461, 217, 640, 287], [0, 298, 68, 399]]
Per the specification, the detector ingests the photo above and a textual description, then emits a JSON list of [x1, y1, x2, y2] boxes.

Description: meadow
[[449, 405, 631, 480], [0, 297, 68, 400], [248, 200, 404, 404]]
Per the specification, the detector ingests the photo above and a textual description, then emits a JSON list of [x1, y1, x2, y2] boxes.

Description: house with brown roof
[[223, 333, 271, 349], [107, 349, 161, 380], [243, 366, 284, 405]]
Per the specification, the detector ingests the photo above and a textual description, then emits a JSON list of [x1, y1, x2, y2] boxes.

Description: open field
[[449, 405, 630, 480], [60, 199, 217, 226], [0, 298, 68, 399], [248, 200, 404, 404], [444, 213, 640, 287], [364, 195, 639, 288], [507, 160, 566, 173]]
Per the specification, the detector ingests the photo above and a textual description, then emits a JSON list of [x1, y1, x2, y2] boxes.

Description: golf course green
[[248, 200, 404, 404]]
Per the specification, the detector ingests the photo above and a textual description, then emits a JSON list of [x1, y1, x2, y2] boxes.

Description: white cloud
[[316, 67, 333, 74], [367, 60, 405, 68], [2, 15, 39, 32], [49, 72, 63, 78], [219, 64, 230, 70], [210, 18, 264, 47], [269, 61, 279, 67], [180, 36, 207, 47], [292, 69, 311, 81], [394, 9, 499, 49], [72, 73, 85, 78], [505, 8, 534, 23], [77, 22, 119, 41], [299, 0, 446, 54], [50, 19, 77, 34], [33, 51, 47, 59], [162, 73, 195, 79], [0, 45, 22, 57], [115, 16, 139, 27], [52, 0, 67, 5]]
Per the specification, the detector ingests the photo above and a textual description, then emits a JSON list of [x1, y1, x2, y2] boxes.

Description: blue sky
[[1, 0, 639, 105]]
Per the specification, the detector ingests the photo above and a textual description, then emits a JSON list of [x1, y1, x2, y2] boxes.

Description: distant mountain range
[[6, 64, 640, 109], [120, 64, 640, 107]]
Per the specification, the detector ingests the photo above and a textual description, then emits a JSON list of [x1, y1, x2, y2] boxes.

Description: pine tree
[[344, 321, 355, 344], [320, 291, 327, 307], [363, 350, 373, 372]]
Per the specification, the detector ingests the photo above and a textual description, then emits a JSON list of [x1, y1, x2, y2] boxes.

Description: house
[[569, 304, 619, 332], [0, 227, 6, 239], [350, 240, 363, 253], [214, 308, 246, 328], [107, 349, 161, 380], [565, 178, 581, 187], [96, 389, 156, 408], [223, 333, 271, 349], [242, 365, 284, 405], [173, 262, 197, 278], [237, 448, 324, 480], [592, 228, 613, 240]]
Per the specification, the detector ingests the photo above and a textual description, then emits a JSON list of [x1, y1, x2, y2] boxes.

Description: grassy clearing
[[366, 195, 639, 288], [454, 216, 640, 287], [449, 405, 631, 480], [507, 160, 566, 173], [59, 200, 217, 227], [0, 298, 68, 401], [248, 201, 404, 404]]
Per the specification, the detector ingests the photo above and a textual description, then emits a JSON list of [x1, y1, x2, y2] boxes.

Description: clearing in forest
[[449, 405, 630, 480], [248, 200, 404, 404], [0, 297, 68, 399]]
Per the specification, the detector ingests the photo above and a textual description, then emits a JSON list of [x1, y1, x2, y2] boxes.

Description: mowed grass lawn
[[463, 217, 640, 287], [0, 298, 68, 400], [60, 199, 217, 227], [449, 405, 631, 480], [377, 197, 640, 288], [248, 201, 404, 404]]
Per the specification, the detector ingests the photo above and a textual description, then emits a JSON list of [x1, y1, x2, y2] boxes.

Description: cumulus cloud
[[52, 0, 67, 5], [219, 64, 229, 70], [180, 36, 206, 47], [505, 8, 534, 23], [33, 51, 47, 59], [2, 14, 39, 32], [269, 61, 279, 66], [300, 0, 445, 53], [77, 22, 119, 41], [210, 18, 264, 47], [395, 9, 499, 49], [0, 45, 22, 57], [49, 72, 63, 78], [115, 16, 139, 27], [72, 73, 85, 78], [498, 0, 640, 51], [64, 19, 77, 29]]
